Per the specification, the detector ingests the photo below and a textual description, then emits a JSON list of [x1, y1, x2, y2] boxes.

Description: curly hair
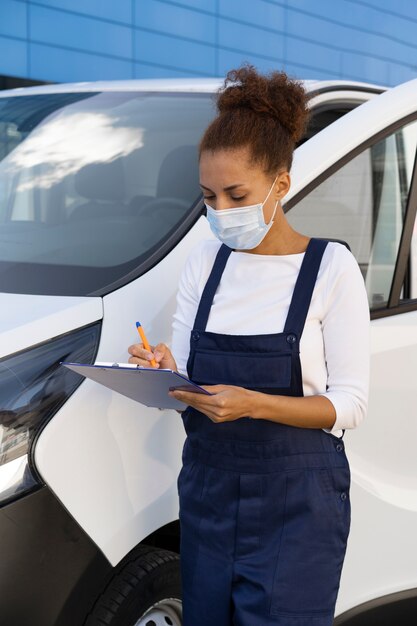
[[198, 62, 312, 176]]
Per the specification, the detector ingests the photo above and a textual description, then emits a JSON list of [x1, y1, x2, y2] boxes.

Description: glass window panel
[[287, 119, 417, 309], [410, 215, 417, 299], [0, 92, 215, 295]]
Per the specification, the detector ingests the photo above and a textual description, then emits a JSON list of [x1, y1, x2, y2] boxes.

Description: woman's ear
[[276, 170, 291, 201]]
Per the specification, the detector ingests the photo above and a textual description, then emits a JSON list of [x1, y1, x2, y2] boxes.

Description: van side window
[[287, 119, 417, 311]]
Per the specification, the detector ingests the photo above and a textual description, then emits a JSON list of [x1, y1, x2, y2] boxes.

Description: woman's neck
[[238, 217, 311, 256]]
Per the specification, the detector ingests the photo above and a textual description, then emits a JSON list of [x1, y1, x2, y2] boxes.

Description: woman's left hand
[[168, 384, 255, 423]]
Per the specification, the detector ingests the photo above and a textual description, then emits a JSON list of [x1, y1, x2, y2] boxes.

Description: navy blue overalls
[[177, 237, 351, 626]]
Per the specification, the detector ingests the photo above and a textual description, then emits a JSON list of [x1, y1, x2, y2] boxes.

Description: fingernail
[[154, 351, 162, 360]]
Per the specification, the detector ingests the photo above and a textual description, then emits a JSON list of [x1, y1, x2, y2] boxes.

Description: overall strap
[[193, 243, 233, 331], [283, 237, 329, 338]]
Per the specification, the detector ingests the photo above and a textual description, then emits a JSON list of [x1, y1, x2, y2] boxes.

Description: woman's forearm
[[248, 390, 337, 430]]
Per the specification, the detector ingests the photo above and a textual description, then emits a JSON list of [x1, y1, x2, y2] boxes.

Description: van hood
[[0, 293, 103, 359]]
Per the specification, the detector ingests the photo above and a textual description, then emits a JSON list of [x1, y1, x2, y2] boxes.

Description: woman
[[128, 64, 370, 626]]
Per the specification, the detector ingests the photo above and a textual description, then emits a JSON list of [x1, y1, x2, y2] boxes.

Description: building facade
[[0, 0, 416, 88]]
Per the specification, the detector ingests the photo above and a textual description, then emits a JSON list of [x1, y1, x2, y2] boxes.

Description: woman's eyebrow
[[199, 183, 245, 191]]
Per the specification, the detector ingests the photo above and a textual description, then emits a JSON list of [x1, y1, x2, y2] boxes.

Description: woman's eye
[[232, 196, 246, 201]]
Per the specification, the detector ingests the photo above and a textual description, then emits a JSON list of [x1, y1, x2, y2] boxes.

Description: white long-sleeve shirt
[[171, 238, 370, 437]]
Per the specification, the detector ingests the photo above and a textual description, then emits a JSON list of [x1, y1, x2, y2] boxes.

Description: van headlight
[[0, 322, 101, 504]]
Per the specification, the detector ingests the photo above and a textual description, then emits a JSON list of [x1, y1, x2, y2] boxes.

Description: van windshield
[[0, 91, 215, 295]]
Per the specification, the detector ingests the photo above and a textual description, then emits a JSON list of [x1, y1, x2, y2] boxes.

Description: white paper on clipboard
[[60, 361, 212, 409]]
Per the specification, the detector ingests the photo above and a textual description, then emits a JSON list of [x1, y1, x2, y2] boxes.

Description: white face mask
[[205, 175, 279, 250]]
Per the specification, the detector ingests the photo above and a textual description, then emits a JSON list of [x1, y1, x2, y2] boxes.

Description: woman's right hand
[[127, 341, 178, 372]]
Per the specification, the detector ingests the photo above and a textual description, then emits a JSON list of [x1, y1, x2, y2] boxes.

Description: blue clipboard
[[60, 361, 213, 409]]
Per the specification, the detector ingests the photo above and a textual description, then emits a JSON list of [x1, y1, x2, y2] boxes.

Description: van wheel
[[84, 545, 182, 626]]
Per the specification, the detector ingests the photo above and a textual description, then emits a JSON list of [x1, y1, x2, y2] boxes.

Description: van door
[[284, 77, 417, 620]]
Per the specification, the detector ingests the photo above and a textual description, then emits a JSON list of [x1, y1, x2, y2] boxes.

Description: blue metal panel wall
[[0, 0, 416, 86]]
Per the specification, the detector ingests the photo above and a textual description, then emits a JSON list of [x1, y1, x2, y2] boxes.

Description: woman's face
[[199, 145, 290, 224]]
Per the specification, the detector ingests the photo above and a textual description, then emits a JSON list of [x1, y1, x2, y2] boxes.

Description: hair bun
[[216, 62, 310, 143]]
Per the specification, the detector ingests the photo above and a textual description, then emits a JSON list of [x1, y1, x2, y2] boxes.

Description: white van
[[1, 75, 416, 626]]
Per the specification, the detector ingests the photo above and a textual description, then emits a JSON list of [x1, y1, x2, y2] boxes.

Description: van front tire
[[84, 545, 182, 626]]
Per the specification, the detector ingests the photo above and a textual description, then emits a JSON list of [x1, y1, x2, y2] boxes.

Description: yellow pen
[[136, 321, 157, 368]]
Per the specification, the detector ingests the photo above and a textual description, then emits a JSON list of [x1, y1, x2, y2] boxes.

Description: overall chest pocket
[[191, 349, 292, 389]]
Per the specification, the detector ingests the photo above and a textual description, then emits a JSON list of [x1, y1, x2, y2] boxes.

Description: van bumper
[[0, 485, 113, 626]]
